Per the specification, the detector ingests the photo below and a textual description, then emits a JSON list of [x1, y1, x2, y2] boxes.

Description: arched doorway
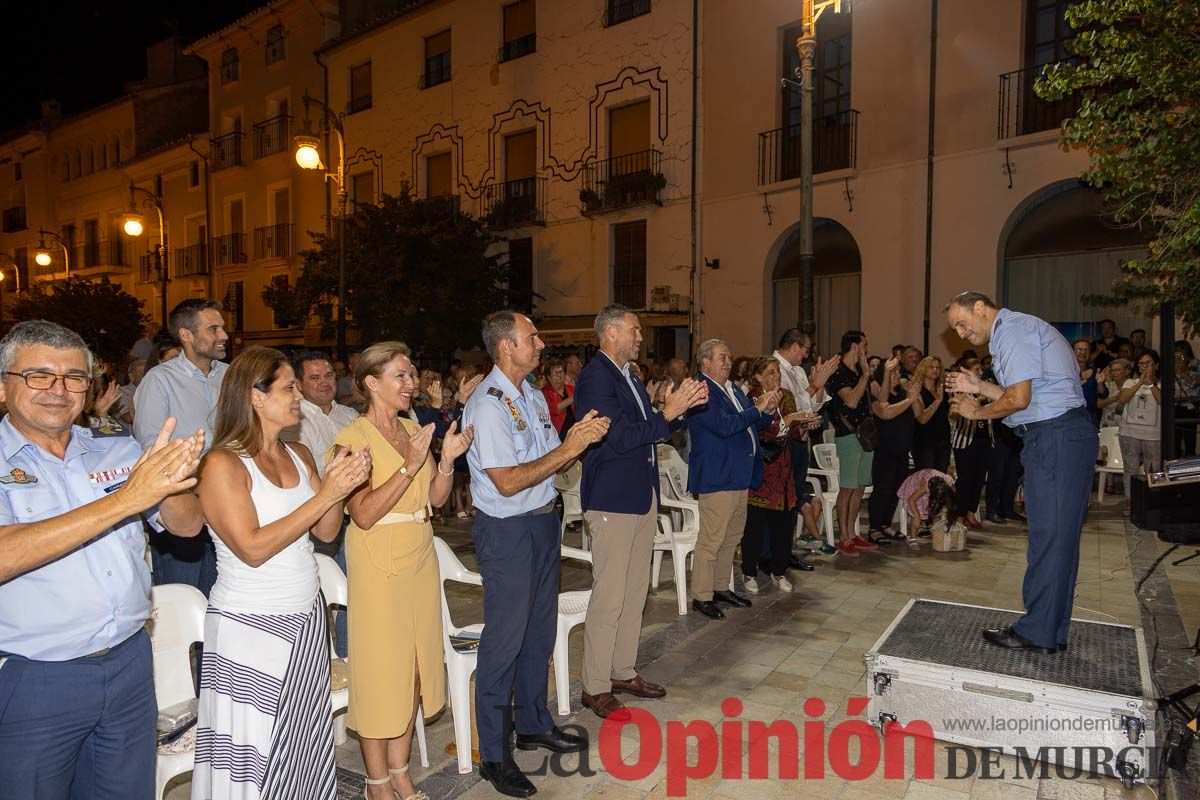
[[1002, 181, 1150, 340], [771, 218, 861, 356]]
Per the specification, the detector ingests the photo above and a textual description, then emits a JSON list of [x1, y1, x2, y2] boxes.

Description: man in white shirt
[[773, 329, 840, 552], [289, 351, 358, 656], [288, 351, 360, 473]]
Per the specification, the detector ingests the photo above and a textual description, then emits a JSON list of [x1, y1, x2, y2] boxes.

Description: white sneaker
[[773, 576, 794, 593], [743, 577, 760, 594]]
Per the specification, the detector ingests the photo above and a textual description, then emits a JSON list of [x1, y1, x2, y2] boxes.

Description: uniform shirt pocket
[[5, 486, 66, 523]]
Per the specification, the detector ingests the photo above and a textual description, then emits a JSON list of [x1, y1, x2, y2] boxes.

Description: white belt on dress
[[378, 507, 431, 525]]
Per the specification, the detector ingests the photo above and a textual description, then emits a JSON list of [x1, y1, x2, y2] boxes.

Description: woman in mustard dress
[[332, 342, 474, 800]]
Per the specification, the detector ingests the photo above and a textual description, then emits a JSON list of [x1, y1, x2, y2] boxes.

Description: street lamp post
[[295, 90, 348, 362], [782, 0, 848, 337], [122, 182, 169, 330], [34, 229, 70, 278]]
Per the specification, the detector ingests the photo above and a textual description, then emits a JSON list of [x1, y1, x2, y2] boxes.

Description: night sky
[[2, 1, 263, 132]]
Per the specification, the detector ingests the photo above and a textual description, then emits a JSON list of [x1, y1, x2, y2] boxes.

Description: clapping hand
[[94, 380, 122, 417], [456, 374, 484, 404], [427, 379, 444, 408], [321, 447, 372, 503], [564, 409, 611, 455], [945, 367, 982, 395], [950, 393, 982, 420], [439, 420, 475, 464], [406, 423, 437, 469], [662, 377, 708, 419], [121, 418, 204, 512], [810, 355, 841, 390], [884, 356, 900, 373], [754, 389, 782, 414]]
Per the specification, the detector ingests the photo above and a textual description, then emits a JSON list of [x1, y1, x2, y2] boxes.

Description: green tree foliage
[[264, 188, 512, 355], [9, 276, 151, 367], [1037, 0, 1200, 328]]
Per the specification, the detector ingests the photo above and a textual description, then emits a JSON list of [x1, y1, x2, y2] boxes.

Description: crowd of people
[[1, 295, 1195, 800]]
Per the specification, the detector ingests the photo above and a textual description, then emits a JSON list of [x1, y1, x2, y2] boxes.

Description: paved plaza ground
[[168, 496, 1200, 800]]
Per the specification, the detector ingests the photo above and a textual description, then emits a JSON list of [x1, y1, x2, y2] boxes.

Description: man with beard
[[134, 298, 229, 591]]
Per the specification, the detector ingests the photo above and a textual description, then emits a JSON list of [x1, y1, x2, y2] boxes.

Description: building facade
[[185, 0, 341, 352], [322, 0, 694, 357]]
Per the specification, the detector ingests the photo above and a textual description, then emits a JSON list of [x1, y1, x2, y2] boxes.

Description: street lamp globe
[[34, 249, 52, 267], [122, 212, 145, 237], [294, 133, 322, 170]]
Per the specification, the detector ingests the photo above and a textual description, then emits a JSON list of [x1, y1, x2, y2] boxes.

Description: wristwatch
[[398, 464, 410, 477]]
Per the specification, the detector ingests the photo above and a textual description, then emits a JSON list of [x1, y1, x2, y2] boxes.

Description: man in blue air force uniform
[[462, 311, 610, 798]]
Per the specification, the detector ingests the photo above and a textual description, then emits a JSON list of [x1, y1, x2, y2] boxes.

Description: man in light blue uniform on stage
[[945, 292, 1097, 654], [0, 320, 205, 798], [463, 310, 610, 798]]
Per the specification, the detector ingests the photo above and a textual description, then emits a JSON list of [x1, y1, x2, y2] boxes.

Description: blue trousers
[[472, 508, 559, 762], [1011, 407, 1098, 648], [151, 525, 218, 597], [0, 630, 156, 799]]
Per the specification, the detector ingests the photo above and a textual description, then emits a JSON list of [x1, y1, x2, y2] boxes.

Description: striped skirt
[[191, 599, 336, 800]]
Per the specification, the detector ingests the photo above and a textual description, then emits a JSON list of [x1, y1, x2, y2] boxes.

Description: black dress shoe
[[479, 758, 537, 798], [692, 599, 725, 619], [981, 625, 1056, 654], [1008, 512, 1027, 523], [984, 512, 1005, 524], [789, 556, 816, 571], [515, 726, 588, 754], [712, 590, 752, 608]]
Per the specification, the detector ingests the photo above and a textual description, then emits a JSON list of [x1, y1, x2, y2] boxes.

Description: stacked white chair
[[150, 584, 206, 800], [314, 553, 428, 763], [554, 462, 587, 549], [553, 545, 593, 715], [1095, 426, 1123, 502], [433, 537, 483, 775], [653, 465, 699, 615]]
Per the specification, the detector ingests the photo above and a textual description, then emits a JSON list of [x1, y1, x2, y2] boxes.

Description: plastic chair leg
[[651, 551, 663, 589], [334, 712, 348, 745], [415, 706, 429, 768], [673, 546, 689, 615], [553, 623, 571, 717], [448, 670, 474, 774]]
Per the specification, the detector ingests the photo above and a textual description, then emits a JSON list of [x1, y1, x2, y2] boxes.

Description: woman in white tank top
[[192, 347, 371, 800]]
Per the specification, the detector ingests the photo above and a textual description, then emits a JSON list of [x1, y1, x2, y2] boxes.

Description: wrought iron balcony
[[580, 149, 664, 214], [138, 252, 166, 284], [604, 0, 651, 26], [481, 177, 546, 228], [998, 59, 1084, 140], [2, 206, 27, 232], [211, 132, 245, 171], [499, 34, 536, 63], [212, 233, 248, 266], [253, 115, 291, 159], [174, 243, 209, 277], [757, 109, 859, 185], [254, 223, 293, 260]]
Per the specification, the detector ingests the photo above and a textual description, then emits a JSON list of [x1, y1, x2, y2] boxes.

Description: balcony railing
[[757, 109, 859, 185], [418, 195, 461, 217], [212, 233, 248, 266], [500, 34, 536, 63], [2, 206, 27, 232], [253, 115, 291, 159], [174, 243, 209, 277], [998, 59, 1084, 140], [211, 132, 245, 171], [138, 252, 166, 284], [580, 149, 664, 214], [481, 177, 546, 228], [604, 0, 651, 26], [254, 223, 293, 260]]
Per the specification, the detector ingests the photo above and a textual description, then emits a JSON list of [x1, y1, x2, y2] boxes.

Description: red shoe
[[851, 535, 879, 551], [837, 541, 859, 558]]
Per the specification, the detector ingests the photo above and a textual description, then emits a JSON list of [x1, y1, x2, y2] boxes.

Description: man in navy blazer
[[686, 338, 780, 619], [574, 304, 708, 720]]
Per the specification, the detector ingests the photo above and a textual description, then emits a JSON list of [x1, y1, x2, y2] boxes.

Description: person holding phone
[[1116, 350, 1163, 511]]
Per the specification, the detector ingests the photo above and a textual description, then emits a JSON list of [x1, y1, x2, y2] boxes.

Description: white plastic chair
[[150, 584, 206, 800], [652, 512, 697, 615], [314, 553, 428, 764], [433, 537, 483, 775], [554, 545, 593, 716], [555, 462, 587, 549], [810, 443, 876, 543], [656, 443, 686, 472], [1095, 426, 1122, 502]]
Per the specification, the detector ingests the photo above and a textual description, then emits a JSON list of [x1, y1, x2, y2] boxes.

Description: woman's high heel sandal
[[390, 765, 429, 800], [364, 775, 397, 800]]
